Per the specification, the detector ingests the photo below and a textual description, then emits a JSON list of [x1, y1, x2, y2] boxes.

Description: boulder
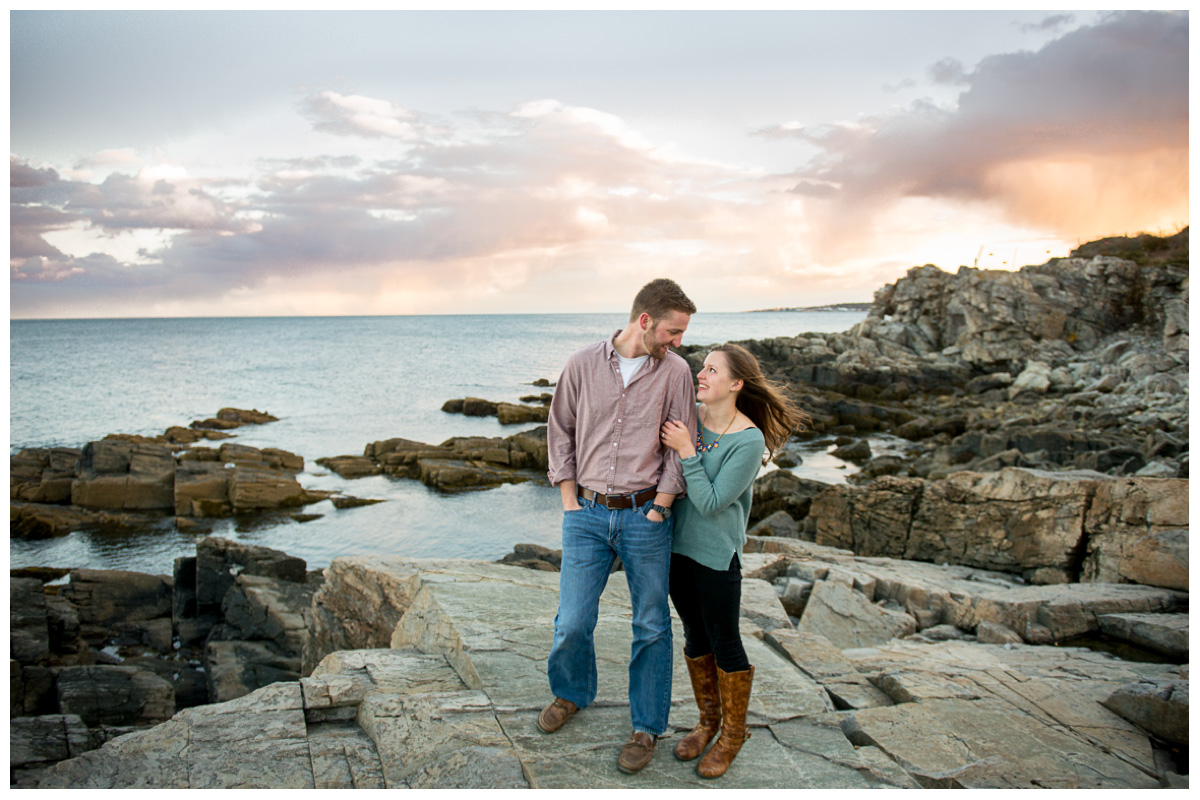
[[10, 578, 50, 665], [195, 537, 307, 612], [495, 543, 562, 571], [749, 470, 830, 526], [59, 569, 172, 629], [313, 455, 381, 478], [748, 509, 801, 539], [56, 665, 174, 727], [495, 403, 549, 425], [1102, 680, 1188, 744], [205, 639, 301, 703], [10, 714, 91, 769]]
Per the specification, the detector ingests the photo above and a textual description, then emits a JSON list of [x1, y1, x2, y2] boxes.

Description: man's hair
[[629, 278, 696, 322]]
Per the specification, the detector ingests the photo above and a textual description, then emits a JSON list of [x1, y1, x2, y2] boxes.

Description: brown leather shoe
[[537, 697, 578, 733], [674, 652, 721, 761], [617, 731, 657, 774], [697, 665, 754, 779]]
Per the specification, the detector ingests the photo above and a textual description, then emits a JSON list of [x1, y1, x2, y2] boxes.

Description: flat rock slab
[[37, 558, 1184, 789]]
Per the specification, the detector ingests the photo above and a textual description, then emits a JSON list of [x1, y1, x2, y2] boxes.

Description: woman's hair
[[713, 343, 811, 465]]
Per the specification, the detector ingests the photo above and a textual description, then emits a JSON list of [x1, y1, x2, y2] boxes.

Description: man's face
[[643, 310, 690, 360]]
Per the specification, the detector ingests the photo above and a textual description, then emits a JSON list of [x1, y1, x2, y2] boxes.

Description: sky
[[8, 9, 1190, 319]]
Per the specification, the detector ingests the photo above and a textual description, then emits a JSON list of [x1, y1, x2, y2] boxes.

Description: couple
[[538, 278, 808, 778]]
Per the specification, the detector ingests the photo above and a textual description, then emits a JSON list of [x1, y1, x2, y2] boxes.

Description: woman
[[659, 343, 809, 778]]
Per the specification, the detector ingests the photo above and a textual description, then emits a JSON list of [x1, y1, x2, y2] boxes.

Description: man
[[539, 278, 698, 775]]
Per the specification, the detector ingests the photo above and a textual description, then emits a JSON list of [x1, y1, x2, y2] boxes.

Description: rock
[[335, 427, 550, 493], [195, 537, 307, 612], [765, 629, 894, 709], [70, 440, 176, 511], [739, 578, 793, 633], [495, 543, 562, 571], [34, 556, 1186, 789], [1082, 478, 1188, 590], [495, 402, 549, 425], [796, 581, 917, 649], [217, 573, 317, 657], [313, 455, 381, 478], [56, 665, 174, 727], [10, 714, 91, 769], [813, 468, 1188, 587], [1008, 360, 1052, 399], [749, 470, 829, 526], [461, 397, 498, 417], [228, 467, 311, 511], [1102, 680, 1188, 744], [11, 578, 50, 665], [861, 454, 906, 477], [1096, 613, 1189, 660], [748, 509, 801, 538], [204, 640, 301, 703], [59, 569, 172, 629], [831, 439, 872, 464], [976, 621, 1023, 645], [330, 496, 385, 510], [773, 577, 813, 619]]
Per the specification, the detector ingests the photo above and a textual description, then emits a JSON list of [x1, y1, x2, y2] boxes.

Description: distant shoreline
[[746, 303, 872, 313]]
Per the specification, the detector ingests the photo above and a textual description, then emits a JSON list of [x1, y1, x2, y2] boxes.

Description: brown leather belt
[[577, 485, 657, 509]]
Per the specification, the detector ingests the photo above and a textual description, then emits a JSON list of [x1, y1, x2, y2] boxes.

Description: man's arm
[[547, 353, 581, 511]]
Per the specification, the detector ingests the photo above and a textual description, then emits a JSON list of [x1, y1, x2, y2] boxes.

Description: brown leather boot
[[674, 652, 721, 761], [696, 665, 754, 779]]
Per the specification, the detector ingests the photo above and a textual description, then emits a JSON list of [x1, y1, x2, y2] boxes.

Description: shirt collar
[[605, 330, 657, 370]]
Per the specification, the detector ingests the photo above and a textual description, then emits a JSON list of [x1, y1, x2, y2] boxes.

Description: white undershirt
[[617, 354, 649, 387]]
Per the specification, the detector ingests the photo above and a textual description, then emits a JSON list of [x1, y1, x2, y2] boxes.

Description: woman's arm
[[677, 434, 765, 517]]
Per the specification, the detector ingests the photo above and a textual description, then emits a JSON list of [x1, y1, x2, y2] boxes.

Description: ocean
[[10, 311, 871, 575]]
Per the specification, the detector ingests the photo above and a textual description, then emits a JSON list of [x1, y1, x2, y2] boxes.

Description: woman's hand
[[660, 420, 696, 459]]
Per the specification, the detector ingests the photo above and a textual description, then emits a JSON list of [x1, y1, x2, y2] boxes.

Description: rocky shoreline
[[10, 229, 1189, 787]]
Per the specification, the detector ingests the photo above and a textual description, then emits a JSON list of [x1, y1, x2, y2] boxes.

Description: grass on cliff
[[1070, 227, 1189, 268]]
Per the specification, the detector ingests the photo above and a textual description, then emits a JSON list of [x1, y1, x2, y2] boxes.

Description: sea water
[[10, 311, 869, 573]]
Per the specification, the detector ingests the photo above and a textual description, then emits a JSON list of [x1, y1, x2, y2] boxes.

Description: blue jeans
[[547, 497, 674, 737]]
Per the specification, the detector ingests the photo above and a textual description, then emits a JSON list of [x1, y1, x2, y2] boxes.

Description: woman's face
[[696, 350, 740, 403]]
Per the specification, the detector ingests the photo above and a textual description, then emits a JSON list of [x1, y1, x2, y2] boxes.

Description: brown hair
[[713, 343, 811, 465], [630, 278, 696, 322]]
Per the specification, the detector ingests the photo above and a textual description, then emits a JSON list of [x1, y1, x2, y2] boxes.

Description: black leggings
[[668, 552, 750, 673]]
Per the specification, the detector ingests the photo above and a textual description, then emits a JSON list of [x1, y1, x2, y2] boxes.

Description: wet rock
[[831, 439, 871, 464], [330, 495, 385, 510], [495, 402, 549, 425], [313, 455, 381, 478]]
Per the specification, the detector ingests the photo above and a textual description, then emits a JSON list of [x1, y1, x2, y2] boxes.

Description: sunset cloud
[[762, 11, 1188, 253], [9, 11, 1188, 318]]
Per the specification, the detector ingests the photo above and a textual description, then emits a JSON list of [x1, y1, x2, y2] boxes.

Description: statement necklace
[[696, 413, 735, 453]]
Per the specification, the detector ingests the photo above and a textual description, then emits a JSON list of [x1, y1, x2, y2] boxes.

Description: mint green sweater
[[672, 423, 765, 572]]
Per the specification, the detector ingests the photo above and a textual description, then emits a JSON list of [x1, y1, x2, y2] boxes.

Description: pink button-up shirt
[[547, 332, 697, 496]]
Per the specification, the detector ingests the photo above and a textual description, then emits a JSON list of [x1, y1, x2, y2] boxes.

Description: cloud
[[13, 96, 767, 316], [301, 90, 446, 141], [761, 11, 1188, 253]]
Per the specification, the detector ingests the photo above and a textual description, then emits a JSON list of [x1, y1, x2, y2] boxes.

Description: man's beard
[[643, 328, 668, 360]]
